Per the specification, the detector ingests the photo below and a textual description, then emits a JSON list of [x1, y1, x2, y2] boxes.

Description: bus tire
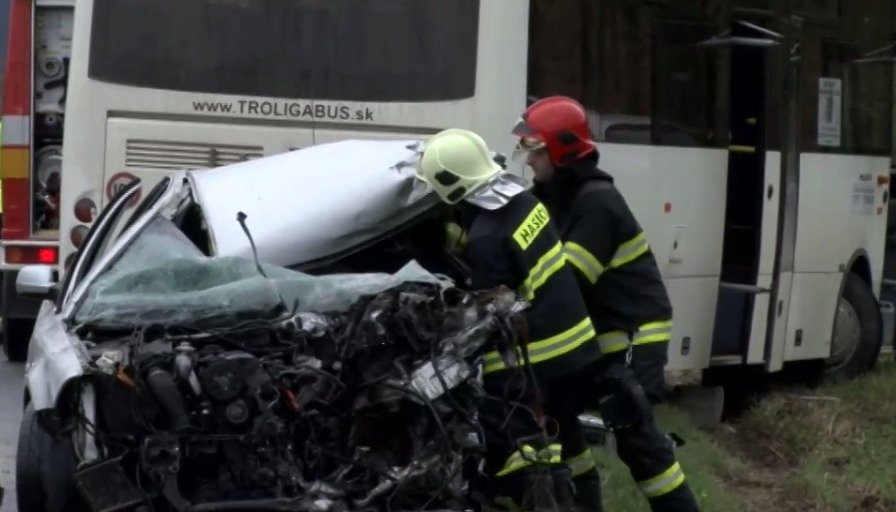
[[2, 318, 33, 362], [824, 273, 882, 380]]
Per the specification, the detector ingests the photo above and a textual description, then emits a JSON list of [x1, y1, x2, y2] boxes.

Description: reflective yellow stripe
[[564, 231, 650, 284], [565, 449, 596, 477], [596, 331, 630, 354], [728, 144, 756, 153], [633, 320, 673, 346], [639, 462, 686, 498], [609, 232, 650, 268], [597, 320, 673, 354], [521, 242, 566, 300], [496, 444, 562, 477], [563, 241, 604, 284], [512, 203, 550, 250], [483, 317, 596, 374]]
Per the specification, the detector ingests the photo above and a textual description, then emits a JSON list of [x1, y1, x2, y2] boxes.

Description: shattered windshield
[[73, 214, 451, 330]]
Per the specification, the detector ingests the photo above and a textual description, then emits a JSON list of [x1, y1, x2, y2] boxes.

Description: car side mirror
[[16, 265, 58, 301]]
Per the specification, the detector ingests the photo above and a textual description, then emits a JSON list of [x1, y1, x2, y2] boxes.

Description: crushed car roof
[[186, 139, 440, 268]]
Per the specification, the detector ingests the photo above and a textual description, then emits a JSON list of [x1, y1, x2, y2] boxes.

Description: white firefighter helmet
[[417, 128, 503, 204]]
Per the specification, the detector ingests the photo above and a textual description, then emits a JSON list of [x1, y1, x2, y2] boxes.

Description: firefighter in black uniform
[[417, 128, 604, 511], [512, 96, 701, 512]]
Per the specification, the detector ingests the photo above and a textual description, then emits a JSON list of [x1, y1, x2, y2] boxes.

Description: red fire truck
[[0, 0, 69, 360]]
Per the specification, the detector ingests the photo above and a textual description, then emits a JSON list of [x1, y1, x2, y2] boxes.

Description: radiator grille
[[125, 139, 264, 170]]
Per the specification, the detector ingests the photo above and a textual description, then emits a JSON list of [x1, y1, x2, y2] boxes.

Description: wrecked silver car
[[14, 140, 534, 512]]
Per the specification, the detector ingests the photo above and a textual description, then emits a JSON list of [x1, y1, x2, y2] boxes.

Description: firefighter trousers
[[542, 370, 604, 512], [478, 372, 577, 511], [592, 356, 701, 512]]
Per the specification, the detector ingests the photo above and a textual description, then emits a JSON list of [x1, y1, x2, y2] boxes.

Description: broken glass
[[74, 215, 452, 330]]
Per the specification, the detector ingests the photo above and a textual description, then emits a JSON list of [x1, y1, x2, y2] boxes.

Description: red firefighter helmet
[[512, 96, 597, 167]]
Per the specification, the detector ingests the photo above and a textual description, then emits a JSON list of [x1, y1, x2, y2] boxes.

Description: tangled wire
[[76, 281, 558, 512]]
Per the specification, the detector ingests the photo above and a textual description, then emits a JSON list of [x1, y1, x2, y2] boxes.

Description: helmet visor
[[511, 135, 547, 162], [511, 116, 538, 136]]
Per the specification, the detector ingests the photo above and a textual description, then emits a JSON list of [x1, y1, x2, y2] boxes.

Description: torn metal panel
[[187, 139, 439, 268], [26, 300, 89, 411]]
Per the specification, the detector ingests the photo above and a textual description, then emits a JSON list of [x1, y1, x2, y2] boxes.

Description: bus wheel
[[825, 273, 882, 380], [2, 318, 33, 362]]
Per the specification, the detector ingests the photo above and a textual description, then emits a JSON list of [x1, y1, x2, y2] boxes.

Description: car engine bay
[[61, 281, 531, 512]]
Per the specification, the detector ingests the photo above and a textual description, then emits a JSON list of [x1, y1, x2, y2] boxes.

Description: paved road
[[0, 356, 23, 512]]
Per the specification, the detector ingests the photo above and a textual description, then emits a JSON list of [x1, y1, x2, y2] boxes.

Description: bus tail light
[[37, 247, 57, 264], [6, 246, 58, 265], [70, 225, 89, 248], [74, 197, 98, 223]]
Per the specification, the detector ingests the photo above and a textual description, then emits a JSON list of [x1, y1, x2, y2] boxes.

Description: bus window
[[754, 0, 896, 154], [527, 0, 724, 148], [87, 0, 479, 102], [651, 18, 722, 147], [807, 34, 893, 156]]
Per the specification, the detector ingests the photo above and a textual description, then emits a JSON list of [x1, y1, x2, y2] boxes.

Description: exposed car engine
[[68, 282, 531, 512]]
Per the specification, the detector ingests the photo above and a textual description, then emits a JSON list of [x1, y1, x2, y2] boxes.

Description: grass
[[594, 359, 896, 512]]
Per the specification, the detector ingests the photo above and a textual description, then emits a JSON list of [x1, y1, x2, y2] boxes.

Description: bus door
[[703, 15, 802, 372]]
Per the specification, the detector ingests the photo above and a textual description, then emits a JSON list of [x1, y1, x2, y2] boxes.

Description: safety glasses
[[516, 136, 546, 151], [511, 136, 547, 162]]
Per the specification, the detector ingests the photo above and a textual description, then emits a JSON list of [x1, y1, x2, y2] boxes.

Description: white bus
[[0, 0, 525, 360], [43, 0, 896, 387], [59, 0, 527, 260]]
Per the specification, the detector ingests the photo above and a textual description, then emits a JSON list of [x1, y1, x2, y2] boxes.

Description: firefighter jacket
[[457, 190, 602, 379], [532, 154, 673, 355]]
